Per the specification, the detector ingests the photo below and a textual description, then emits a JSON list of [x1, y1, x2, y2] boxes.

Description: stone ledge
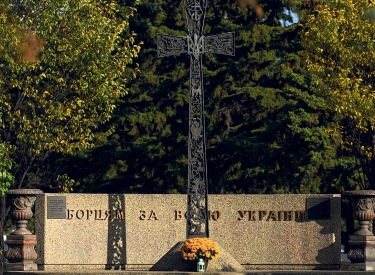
[[3, 270, 373, 275]]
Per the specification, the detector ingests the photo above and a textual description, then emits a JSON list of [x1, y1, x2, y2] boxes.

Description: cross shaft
[[157, 0, 234, 239]]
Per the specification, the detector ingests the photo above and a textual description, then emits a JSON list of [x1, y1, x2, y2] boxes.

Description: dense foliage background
[[55, 0, 360, 196], [303, 0, 375, 190], [2, 0, 370, 197], [4, 0, 375, 269], [0, 0, 140, 270]]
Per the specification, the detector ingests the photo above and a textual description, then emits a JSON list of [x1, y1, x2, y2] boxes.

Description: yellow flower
[[180, 237, 220, 261]]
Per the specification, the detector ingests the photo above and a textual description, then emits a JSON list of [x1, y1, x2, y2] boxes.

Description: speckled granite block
[[35, 194, 341, 270], [35, 194, 127, 270], [125, 195, 186, 265], [208, 194, 341, 269]]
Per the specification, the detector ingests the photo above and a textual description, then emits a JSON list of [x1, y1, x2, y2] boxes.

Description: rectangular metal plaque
[[47, 196, 66, 219], [306, 198, 330, 219]]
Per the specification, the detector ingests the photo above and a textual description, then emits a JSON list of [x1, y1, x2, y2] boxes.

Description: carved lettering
[[175, 210, 218, 220], [104, 210, 112, 220], [267, 210, 278, 221], [114, 210, 124, 220], [237, 210, 247, 220], [87, 210, 93, 220], [65, 209, 124, 220], [175, 210, 183, 220], [140, 210, 147, 220], [67, 209, 74, 219], [296, 210, 306, 221], [249, 210, 257, 220], [259, 210, 268, 220], [65, 208, 306, 221], [237, 210, 306, 222], [284, 211, 293, 221], [139, 210, 159, 220], [209, 210, 220, 221], [148, 210, 159, 220], [95, 210, 104, 220], [76, 210, 84, 219]]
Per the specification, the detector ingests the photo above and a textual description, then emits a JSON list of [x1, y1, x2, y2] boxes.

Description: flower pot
[[7, 189, 43, 235], [344, 190, 375, 236], [5, 189, 43, 271]]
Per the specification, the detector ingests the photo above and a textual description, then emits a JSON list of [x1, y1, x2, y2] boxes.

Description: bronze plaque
[[306, 198, 330, 219], [47, 196, 66, 219]]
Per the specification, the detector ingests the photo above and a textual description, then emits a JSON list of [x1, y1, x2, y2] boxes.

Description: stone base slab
[[243, 264, 340, 270], [3, 270, 374, 275], [38, 265, 154, 271], [345, 262, 375, 271], [5, 261, 37, 272]]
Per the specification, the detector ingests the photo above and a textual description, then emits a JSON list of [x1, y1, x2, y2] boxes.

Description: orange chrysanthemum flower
[[180, 237, 220, 261]]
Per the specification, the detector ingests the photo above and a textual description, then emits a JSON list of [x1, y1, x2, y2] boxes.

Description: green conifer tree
[[65, 0, 354, 195]]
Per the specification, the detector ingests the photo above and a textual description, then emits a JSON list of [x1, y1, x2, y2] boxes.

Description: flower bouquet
[[180, 237, 220, 261]]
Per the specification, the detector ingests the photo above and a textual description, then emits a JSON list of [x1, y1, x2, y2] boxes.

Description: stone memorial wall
[[35, 194, 341, 270]]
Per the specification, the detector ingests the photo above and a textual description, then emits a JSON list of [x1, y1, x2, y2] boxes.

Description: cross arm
[[157, 32, 235, 58], [204, 32, 235, 56], [157, 34, 188, 58]]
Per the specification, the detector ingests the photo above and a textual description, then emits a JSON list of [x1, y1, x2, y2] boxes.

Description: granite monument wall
[[35, 194, 341, 270]]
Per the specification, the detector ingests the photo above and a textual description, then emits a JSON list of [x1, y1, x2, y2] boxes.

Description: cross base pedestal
[[150, 241, 244, 272]]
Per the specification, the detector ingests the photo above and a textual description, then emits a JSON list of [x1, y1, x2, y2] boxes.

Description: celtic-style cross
[[157, 0, 235, 239]]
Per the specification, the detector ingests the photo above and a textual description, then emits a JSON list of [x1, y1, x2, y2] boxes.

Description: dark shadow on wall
[[313, 196, 341, 270], [289, 196, 341, 270], [106, 194, 126, 270]]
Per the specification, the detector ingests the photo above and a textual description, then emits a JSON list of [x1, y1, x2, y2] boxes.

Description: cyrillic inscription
[[174, 210, 221, 221], [66, 209, 125, 220], [140, 210, 159, 220], [64, 209, 306, 221], [237, 210, 306, 221]]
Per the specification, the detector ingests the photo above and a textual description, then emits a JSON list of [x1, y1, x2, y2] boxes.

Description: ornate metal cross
[[157, 0, 235, 239]]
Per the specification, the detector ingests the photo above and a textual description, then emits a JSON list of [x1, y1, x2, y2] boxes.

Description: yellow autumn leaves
[[302, 0, 375, 160], [180, 238, 220, 261], [0, 0, 141, 156]]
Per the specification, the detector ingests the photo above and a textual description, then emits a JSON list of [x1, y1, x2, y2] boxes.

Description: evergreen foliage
[[64, 0, 353, 194]]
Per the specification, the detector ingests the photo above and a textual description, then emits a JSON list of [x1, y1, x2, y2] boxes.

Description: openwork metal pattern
[[157, 35, 187, 57], [205, 33, 235, 56], [157, 0, 235, 239]]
